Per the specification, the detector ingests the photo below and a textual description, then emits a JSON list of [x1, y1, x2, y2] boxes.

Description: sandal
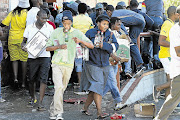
[[80, 109, 92, 116], [96, 113, 109, 119]]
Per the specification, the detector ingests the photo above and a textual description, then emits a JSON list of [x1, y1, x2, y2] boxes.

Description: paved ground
[[1, 85, 180, 120]]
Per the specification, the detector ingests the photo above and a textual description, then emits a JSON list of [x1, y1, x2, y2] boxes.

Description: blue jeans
[[112, 10, 145, 66], [124, 57, 132, 73], [103, 64, 122, 104], [144, 16, 163, 57]]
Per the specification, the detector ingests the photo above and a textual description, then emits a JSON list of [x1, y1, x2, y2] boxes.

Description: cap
[[62, 10, 73, 22], [95, 3, 103, 9], [117, 1, 126, 7], [67, 1, 78, 12], [96, 14, 110, 23], [18, 0, 30, 8]]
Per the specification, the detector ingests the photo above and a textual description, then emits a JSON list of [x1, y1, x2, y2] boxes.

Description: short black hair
[[110, 17, 120, 26], [167, 6, 177, 17], [37, 9, 47, 17], [78, 3, 87, 14], [102, 2, 108, 8], [106, 5, 114, 12], [130, 0, 139, 8], [116, 5, 124, 10]]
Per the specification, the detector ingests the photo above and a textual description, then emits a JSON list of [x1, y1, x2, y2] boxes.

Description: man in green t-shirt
[[46, 10, 94, 120]]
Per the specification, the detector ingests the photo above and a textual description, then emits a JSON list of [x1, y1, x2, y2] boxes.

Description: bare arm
[[158, 35, 170, 47], [73, 37, 94, 49], [46, 44, 67, 51], [0, 27, 3, 36], [175, 46, 180, 57]]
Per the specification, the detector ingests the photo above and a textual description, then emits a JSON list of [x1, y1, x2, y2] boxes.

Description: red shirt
[[47, 20, 56, 29]]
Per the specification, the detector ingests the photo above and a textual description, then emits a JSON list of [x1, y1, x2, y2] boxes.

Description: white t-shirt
[[169, 23, 180, 79], [26, 7, 40, 26], [23, 22, 54, 58]]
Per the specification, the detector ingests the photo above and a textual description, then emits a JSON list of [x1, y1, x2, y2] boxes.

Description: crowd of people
[[0, 0, 180, 120]]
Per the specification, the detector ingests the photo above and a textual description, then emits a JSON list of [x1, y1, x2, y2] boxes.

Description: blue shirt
[[132, 9, 154, 29], [89, 11, 107, 27], [55, 13, 63, 27], [0, 41, 3, 62], [144, 0, 163, 18], [85, 27, 119, 67]]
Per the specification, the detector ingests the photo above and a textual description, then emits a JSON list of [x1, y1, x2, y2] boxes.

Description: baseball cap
[[62, 10, 73, 22], [95, 3, 103, 9], [117, 1, 126, 7]]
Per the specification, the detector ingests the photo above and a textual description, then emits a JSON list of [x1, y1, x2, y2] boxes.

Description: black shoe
[[125, 72, 132, 78], [133, 65, 146, 78]]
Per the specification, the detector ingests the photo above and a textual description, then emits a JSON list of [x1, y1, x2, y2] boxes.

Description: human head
[[43, 8, 51, 19], [117, 1, 126, 9], [18, 0, 30, 8], [62, 10, 73, 31], [96, 14, 110, 32], [130, 0, 139, 9], [106, 5, 114, 17], [176, 5, 180, 23], [36, 9, 48, 26], [102, 2, 108, 10], [110, 17, 121, 32], [167, 6, 178, 20], [78, 3, 87, 14], [31, 0, 43, 7], [95, 3, 104, 17]]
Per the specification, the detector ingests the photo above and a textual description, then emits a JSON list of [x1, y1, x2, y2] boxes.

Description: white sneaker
[[114, 102, 127, 111], [74, 92, 89, 95], [56, 113, 63, 120], [0, 98, 6, 103]]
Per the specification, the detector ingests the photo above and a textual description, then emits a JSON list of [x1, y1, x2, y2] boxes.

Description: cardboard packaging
[[134, 103, 156, 118]]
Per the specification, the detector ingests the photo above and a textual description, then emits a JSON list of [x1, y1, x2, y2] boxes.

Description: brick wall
[[0, 0, 10, 86]]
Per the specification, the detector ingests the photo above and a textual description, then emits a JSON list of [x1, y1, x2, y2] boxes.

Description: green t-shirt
[[46, 27, 92, 68]]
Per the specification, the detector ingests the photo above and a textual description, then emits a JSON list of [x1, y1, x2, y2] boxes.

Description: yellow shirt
[[73, 14, 94, 34], [2, 9, 28, 44], [159, 18, 174, 58]]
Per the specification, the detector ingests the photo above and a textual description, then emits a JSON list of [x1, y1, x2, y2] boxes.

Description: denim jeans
[[124, 57, 132, 73], [144, 16, 163, 58], [112, 10, 145, 66], [103, 64, 122, 104]]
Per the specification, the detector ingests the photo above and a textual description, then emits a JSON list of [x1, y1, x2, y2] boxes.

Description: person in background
[[46, 10, 94, 120], [42, 2, 55, 23], [26, 0, 43, 26], [102, 2, 108, 10], [90, 3, 107, 27], [153, 6, 179, 102], [43, 8, 56, 29], [80, 14, 119, 119], [116, 1, 127, 10], [144, 0, 164, 67], [0, 0, 30, 88], [103, 17, 128, 111], [73, 3, 94, 88], [153, 6, 180, 120]]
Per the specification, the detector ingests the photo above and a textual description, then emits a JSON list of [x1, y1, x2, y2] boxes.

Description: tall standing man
[[21, 9, 54, 110], [46, 10, 94, 120], [154, 6, 180, 120], [153, 6, 179, 102]]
